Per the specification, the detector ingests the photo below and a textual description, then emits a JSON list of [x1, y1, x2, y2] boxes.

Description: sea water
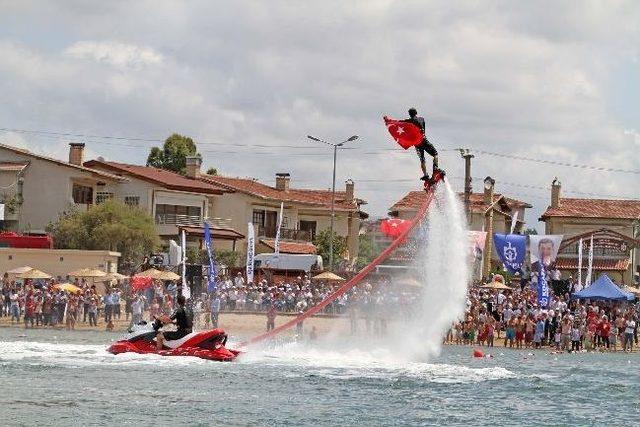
[[1, 328, 639, 426]]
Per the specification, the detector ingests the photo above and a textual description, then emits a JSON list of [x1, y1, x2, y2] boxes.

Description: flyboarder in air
[[402, 108, 439, 181]]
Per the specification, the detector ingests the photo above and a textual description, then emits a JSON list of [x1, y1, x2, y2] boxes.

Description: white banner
[[577, 237, 583, 290], [274, 202, 283, 256], [529, 234, 563, 271], [510, 211, 519, 234], [246, 222, 255, 284], [181, 230, 190, 299], [585, 234, 594, 287]]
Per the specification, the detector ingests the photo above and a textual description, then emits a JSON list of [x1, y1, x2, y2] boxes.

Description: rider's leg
[[156, 332, 164, 350]]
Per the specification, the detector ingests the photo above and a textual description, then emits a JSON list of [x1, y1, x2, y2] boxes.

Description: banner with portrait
[[529, 234, 563, 307]]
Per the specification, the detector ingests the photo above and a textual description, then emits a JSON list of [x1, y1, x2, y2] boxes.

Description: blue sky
[[0, 1, 638, 229]]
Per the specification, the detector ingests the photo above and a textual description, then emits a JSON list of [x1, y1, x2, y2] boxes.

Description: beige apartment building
[[540, 179, 640, 284], [0, 142, 125, 233]]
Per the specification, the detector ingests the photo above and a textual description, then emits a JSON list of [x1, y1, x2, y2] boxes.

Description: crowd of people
[[3, 268, 640, 354], [447, 278, 640, 352]]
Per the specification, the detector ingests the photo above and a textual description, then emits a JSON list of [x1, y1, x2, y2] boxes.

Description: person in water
[[156, 294, 193, 350], [402, 107, 439, 181]]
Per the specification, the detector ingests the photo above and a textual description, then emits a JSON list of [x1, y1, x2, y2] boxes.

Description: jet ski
[[108, 319, 240, 362]]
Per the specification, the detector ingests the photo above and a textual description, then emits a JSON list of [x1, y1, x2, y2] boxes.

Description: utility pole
[[459, 149, 474, 223]]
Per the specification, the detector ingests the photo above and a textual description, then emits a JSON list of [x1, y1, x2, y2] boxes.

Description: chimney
[[69, 143, 85, 166], [185, 156, 202, 179], [551, 177, 561, 208], [275, 173, 290, 192], [345, 179, 354, 201]]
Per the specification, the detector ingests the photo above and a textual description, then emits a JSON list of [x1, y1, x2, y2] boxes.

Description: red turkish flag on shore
[[380, 218, 411, 238], [383, 116, 423, 149], [131, 276, 153, 292]]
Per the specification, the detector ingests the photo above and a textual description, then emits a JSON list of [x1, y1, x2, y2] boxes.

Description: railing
[[255, 224, 312, 242], [155, 213, 203, 227]]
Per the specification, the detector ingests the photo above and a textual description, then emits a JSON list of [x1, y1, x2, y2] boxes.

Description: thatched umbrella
[[135, 268, 162, 278], [623, 285, 640, 297], [480, 281, 512, 291], [68, 268, 107, 278], [312, 272, 346, 282], [17, 269, 52, 280], [54, 283, 82, 293], [154, 270, 181, 281], [7, 266, 33, 275]]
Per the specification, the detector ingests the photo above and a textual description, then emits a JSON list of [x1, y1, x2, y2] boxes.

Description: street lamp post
[[307, 134, 359, 271]]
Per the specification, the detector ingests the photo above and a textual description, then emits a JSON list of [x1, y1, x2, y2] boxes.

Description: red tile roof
[[84, 160, 226, 195], [389, 191, 531, 214], [200, 174, 365, 211], [259, 239, 317, 254], [541, 198, 640, 220], [555, 258, 630, 271]]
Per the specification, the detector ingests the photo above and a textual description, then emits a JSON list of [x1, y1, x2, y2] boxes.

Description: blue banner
[[537, 261, 550, 308], [493, 234, 526, 274], [204, 222, 217, 293]]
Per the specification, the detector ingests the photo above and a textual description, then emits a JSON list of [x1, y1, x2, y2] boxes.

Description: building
[[194, 159, 368, 260], [84, 156, 245, 251], [0, 142, 125, 233], [387, 186, 531, 277], [539, 179, 640, 284], [0, 248, 120, 278]]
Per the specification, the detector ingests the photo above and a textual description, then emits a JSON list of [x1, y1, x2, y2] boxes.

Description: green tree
[[313, 229, 347, 267], [147, 133, 201, 175], [47, 200, 159, 271], [356, 233, 378, 268], [524, 228, 538, 235], [186, 247, 239, 268], [206, 167, 218, 175]]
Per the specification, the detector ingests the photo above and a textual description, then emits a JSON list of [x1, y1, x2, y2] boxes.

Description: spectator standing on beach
[[266, 304, 276, 331], [210, 294, 221, 328], [88, 296, 98, 326], [624, 317, 636, 351]]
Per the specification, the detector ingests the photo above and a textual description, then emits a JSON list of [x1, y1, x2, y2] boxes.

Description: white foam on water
[[242, 341, 515, 384]]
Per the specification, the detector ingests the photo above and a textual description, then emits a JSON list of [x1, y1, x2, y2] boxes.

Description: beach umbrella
[[154, 270, 181, 281], [135, 268, 162, 278], [54, 282, 82, 293], [68, 268, 107, 278], [7, 266, 33, 275], [17, 269, 52, 279], [95, 272, 128, 282], [312, 272, 345, 282], [480, 281, 512, 291]]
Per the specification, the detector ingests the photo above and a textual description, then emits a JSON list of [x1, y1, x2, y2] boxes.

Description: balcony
[[255, 225, 312, 242], [155, 213, 203, 227]]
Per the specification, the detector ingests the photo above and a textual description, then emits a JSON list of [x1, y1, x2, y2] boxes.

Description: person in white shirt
[[624, 318, 636, 352]]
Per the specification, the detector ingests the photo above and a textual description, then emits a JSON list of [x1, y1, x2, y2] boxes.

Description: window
[[252, 210, 265, 226], [96, 192, 114, 204], [124, 196, 140, 207], [72, 184, 93, 204], [299, 220, 317, 239], [155, 204, 201, 225]]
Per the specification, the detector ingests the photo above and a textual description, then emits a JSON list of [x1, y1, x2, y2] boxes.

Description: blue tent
[[572, 274, 635, 301]]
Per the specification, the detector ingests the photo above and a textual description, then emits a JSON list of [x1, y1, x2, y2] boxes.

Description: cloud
[[64, 40, 163, 69], [0, 1, 638, 227]]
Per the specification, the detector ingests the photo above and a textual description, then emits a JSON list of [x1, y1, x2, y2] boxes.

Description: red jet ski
[[108, 320, 240, 362]]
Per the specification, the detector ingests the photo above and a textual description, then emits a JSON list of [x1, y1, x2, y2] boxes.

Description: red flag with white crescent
[[380, 218, 412, 238], [383, 116, 423, 150]]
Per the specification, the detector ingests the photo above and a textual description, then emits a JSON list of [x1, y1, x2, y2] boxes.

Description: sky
[[1, 1, 639, 229]]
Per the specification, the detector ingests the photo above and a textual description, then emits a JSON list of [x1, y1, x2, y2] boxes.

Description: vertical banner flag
[[585, 234, 594, 287], [530, 235, 563, 308], [274, 202, 284, 256], [246, 222, 255, 284], [510, 211, 519, 234], [577, 237, 583, 291], [204, 222, 217, 293], [180, 230, 190, 299], [493, 234, 526, 274]]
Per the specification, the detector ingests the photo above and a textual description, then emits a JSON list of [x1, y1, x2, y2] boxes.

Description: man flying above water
[[402, 108, 439, 181]]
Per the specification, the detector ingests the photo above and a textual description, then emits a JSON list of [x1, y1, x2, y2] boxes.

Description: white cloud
[[64, 41, 163, 69]]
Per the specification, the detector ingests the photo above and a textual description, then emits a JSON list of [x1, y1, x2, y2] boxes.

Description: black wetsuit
[[402, 116, 437, 161], [164, 306, 193, 341]]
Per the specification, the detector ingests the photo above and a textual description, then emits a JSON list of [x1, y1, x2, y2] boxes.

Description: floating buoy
[[473, 349, 484, 358]]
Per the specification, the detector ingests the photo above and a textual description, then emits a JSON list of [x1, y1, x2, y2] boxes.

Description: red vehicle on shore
[[0, 232, 53, 249]]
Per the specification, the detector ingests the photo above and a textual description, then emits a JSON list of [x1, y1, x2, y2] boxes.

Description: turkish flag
[[380, 218, 411, 238], [131, 276, 153, 292], [383, 116, 423, 150]]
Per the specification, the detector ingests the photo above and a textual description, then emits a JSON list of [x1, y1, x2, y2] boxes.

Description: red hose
[[241, 185, 436, 346]]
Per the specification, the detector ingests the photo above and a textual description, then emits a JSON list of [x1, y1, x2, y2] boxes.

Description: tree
[[206, 167, 218, 175], [313, 229, 347, 267], [147, 133, 201, 175], [524, 228, 538, 235], [186, 247, 240, 268], [356, 233, 378, 268], [47, 200, 159, 271]]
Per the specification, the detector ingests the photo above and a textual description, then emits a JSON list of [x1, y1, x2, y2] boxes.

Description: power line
[[473, 149, 640, 175]]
